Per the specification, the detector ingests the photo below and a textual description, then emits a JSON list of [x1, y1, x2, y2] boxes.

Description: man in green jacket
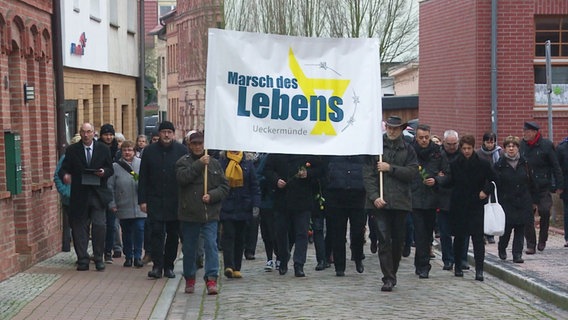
[[363, 116, 418, 292]]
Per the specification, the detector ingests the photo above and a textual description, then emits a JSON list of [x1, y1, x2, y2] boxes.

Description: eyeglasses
[[190, 141, 203, 145]]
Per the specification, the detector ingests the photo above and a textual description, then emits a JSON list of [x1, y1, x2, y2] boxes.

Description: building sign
[[70, 32, 87, 56]]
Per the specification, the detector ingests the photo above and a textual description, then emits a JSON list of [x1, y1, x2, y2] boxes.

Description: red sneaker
[[206, 279, 218, 295], [185, 278, 195, 294]]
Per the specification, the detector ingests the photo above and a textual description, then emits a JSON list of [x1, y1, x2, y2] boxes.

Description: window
[[534, 16, 568, 107], [90, 0, 101, 22], [535, 16, 568, 57], [127, 0, 137, 34], [109, 0, 119, 27]]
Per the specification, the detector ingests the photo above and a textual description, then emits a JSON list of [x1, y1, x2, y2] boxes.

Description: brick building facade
[[0, 0, 59, 281], [419, 0, 568, 143]]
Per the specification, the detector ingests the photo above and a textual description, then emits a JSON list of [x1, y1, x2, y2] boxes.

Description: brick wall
[[420, 0, 568, 144], [0, 0, 60, 281]]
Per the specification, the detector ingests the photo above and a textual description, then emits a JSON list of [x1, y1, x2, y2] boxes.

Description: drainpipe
[[138, 0, 145, 134], [53, 0, 66, 156], [490, 0, 498, 136]]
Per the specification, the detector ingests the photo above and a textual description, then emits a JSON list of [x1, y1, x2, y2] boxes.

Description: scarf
[[504, 152, 520, 169], [225, 151, 244, 188], [479, 144, 502, 164], [526, 132, 541, 147]]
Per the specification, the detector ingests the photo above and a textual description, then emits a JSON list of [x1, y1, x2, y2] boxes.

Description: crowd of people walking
[[54, 116, 567, 295]]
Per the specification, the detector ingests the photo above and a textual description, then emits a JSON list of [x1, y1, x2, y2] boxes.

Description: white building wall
[[61, 0, 138, 77]]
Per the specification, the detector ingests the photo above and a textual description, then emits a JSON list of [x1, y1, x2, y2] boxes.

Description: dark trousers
[[70, 196, 106, 265], [373, 209, 407, 284], [144, 219, 152, 254], [312, 212, 326, 263], [328, 206, 366, 272], [62, 204, 71, 252], [454, 233, 485, 271], [367, 209, 379, 244], [412, 209, 436, 273], [259, 208, 278, 261], [150, 219, 179, 270], [105, 209, 119, 254], [499, 223, 525, 258], [275, 209, 310, 266], [244, 215, 259, 257], [221, 219, 247, 271], [404, 212, 415, 249], [526, 191, 552, 249]]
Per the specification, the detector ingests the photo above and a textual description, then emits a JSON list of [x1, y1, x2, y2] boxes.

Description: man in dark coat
[[264, 153, 323, 277], [410, 124, 448, 279], [363, 116, 418, 292], [520, 121, 564, 253], [59, 122, 114, 271], [138, 121, 187, 279]]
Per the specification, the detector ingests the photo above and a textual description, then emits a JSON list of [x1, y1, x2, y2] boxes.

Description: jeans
[[120, 218, 145, 259], [181, 220, 219, 280]]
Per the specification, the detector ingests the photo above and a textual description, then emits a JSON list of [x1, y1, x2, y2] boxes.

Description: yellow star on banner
[[288, 48, 350, 136]]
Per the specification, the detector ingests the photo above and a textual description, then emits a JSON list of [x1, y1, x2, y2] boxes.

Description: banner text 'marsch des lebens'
[[227, 71, 344, 122]]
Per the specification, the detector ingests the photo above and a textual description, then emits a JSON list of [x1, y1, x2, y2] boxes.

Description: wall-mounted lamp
[[24, 83, 35, 102]]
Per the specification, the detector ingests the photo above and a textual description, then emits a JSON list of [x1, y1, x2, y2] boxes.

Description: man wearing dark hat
[[98, 123, 123, 263], [363, 116, 418, 291], [520, 121, 563, 254], [138, 120, 188, 278]]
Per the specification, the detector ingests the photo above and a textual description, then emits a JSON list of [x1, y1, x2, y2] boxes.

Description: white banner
[[204, 29, 382, 155]]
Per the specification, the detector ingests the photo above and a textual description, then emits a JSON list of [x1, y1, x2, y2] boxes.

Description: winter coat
[[219, 154, 261, 221], [494, 156, 537, 225], [138, 141, 188, 221], [520, 136, 564, 192], [437, 149, 460, 211], [108, 157, 147, 220], [254, 153, 274, 209], [556, 139, 568, 200], [447, 152, 495, 236], [323, 155, 366, 209], [176, 153, 229, 223], [264, 154, 323, 212], [476, 146, 503, 167], [363, 133, 418, 212], [411, 141, 449, 210]]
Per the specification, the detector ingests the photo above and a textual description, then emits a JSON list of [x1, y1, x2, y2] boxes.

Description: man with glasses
[[138, 121, 188, 279]]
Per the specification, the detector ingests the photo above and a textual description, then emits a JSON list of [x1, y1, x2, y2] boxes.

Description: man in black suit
[[59, 122, 114, 271]]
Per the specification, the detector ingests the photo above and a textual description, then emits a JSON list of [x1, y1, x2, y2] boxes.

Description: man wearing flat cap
[[363, 116, 418, 291], [520, 121, 563, 254], [138, 121, 188, 279]]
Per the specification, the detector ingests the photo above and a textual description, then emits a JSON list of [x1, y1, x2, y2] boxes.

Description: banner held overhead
[[205, 29, 382, 155]]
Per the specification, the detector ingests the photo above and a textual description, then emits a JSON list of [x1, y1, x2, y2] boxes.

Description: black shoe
[[475, 270, 484, 281], [381, 281, 393, 292], [402, 246, 411, 257], [279, 263, 288, 275], [498, 250, 507, 260], [355, 260, 364, 273], [245, 253, 256, 260], [454, 269, 464, 277], [77, 263, 89, 271], [418, 270, 429, 279], [148, 268, 163, 279], [486, 235, 495, 244], [123, 258, 133, 267], [95, 261, 105, 271], [133, 258, 143, 268], [112, 251, 122, 258], [315, 261, 325, 271], [513, 256, 524, 263], [164, 269, 175, 278], [537, 242, 546, 251], [443, 262, 454, 271], [294, 264, 305, 277], [104, 253, 113, 264], [324, 261, 331, 268], [370, 241, 378, 254], [461, 263, 470, 270]]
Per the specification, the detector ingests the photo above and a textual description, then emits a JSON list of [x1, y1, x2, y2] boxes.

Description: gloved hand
[[252, 207, 260, 218]]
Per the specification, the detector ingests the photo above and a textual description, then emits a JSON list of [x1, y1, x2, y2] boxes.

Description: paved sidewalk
[[1, 227, 567, 320]]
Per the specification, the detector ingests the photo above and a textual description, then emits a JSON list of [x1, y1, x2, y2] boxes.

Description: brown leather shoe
[[525, 248, 536, 255]]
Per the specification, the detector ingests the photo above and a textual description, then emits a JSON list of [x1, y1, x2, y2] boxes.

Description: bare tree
[[223, 0, 418, 64]]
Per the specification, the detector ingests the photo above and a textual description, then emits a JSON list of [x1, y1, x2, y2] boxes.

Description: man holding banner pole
[[363, 116, 418, 292]]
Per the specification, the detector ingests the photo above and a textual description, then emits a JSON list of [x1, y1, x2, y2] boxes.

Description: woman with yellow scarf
[[219, 151, 261, 279]]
